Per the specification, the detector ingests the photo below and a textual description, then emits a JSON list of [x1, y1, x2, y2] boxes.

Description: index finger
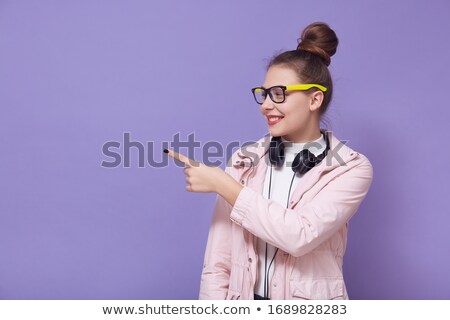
[[164, 149, 200, 167]]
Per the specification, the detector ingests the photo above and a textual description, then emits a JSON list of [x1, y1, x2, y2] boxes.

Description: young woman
[[165, 22, 373, 300]]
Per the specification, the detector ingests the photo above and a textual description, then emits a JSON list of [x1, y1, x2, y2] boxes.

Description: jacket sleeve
[[229, 156, 373, 258], [199, 167, 234, 299]]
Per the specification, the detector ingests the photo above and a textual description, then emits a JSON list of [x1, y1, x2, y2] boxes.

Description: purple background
[[1, 0, 449, 299]]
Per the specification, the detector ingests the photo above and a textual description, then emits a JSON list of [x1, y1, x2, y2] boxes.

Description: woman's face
[[260, 65, 324, 142]]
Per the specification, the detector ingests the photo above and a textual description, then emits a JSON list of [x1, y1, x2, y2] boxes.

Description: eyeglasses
[[251, 84, 328, 105]]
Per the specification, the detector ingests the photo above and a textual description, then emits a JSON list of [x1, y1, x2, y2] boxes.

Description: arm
[[229, 158, 373, 257]]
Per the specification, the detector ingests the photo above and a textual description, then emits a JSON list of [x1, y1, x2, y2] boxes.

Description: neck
[[282, 127, 322, 143]]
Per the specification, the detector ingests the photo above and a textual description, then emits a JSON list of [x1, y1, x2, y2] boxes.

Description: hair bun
[[296, 22, 339, 66]]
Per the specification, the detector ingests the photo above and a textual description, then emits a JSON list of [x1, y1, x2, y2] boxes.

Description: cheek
[[285, 115, 306, 129], [285, 103, 306, 117], [284, 106, 309, 126]]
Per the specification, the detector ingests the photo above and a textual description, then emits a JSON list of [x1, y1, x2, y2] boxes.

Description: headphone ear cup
[[269, 136, 285, 167], [292, 149, 318, 175]]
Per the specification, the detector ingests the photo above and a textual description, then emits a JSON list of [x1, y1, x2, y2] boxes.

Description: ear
[[309, 90, 324, 112]]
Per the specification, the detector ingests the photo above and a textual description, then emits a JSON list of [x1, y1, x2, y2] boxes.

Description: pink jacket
[[199, 130, 373, 300]]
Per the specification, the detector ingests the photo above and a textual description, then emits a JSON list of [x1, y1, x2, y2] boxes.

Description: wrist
[[215, 170, 243, 206], [212, 167, 227, 194]]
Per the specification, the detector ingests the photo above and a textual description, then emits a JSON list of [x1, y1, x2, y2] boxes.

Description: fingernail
[[163, 149, 169, 154]]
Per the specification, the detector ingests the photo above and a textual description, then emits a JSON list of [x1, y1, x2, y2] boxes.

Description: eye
[[271, 87, 284, 98], [274, 92, 283, 98]]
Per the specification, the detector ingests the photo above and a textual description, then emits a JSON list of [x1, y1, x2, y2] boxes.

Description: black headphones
[[268, 130, 331, 175]]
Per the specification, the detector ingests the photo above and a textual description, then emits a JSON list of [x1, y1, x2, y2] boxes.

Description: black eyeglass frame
[[251, 84, 328, 105]]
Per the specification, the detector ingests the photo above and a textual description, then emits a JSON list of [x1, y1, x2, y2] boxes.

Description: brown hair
[[268, 22, 339, 118]]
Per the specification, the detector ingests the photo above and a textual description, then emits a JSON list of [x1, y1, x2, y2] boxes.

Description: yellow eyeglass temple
[[254, 84, 327, 92], [286, 84, 328, 92]]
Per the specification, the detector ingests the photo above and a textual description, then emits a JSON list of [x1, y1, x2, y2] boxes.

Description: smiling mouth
[[267, 116, 284, 125]]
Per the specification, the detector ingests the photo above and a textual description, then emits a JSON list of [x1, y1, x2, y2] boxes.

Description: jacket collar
[[233, 129, 358, 172]]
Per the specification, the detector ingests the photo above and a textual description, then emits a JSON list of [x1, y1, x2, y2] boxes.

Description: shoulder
[[327, 131, 373, 180]]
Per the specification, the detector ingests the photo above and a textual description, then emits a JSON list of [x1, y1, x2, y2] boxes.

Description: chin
[[268, 129, 280, 137], [269, 128, 286, 137]]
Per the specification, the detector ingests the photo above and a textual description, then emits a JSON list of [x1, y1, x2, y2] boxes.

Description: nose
[[260, 97, 275, 113]]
